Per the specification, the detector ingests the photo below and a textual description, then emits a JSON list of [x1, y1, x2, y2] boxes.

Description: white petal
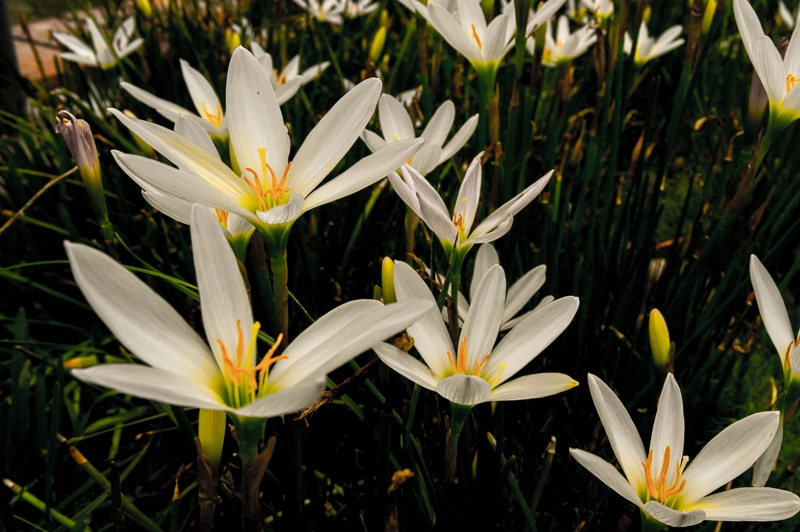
[[302, 139, 423, 212], [648, 373, 684, 486], [470, 244, 500, 300], [289, 78, 382, 197], [408, 144, 443, 177], [191, 205, 254, 370], [142, 190, 192, 224], [378, 94, 415, 142], [174, 116, 220, 157], [121, 82, 196, 125], [72, 365, 224, 409], [439, 114, 479, 163], [419, 191, 459, 244], [181, 59, 223, 128], [680, 411, 779, 503], [569, 449, 643, 508], [490, 373, 578, 401], [584, 373, 648, 495], [361, 129, 388, 153], [234, 377, 326, 417], [420, 100, 455, 146], [270, 299, 432, 389], [459, 264, 505, 370], [644, 501, 706, 527], [503, 264, 546, 322], [64, 242, 219, 378], [752, 36, 788, 104], [691, 487, 800, 521], [753, 419, 782, 486], [481, 14, 512, 63], [373, 342, 440, 391], [733, 0, 765, 57], [527, 0, 567, 35], [484, 296, 579, 385], [258, 193, 304, 225], [454, 154, 483, 235], [394, 261, 455, 376], [226, 47, 289, 180], [750, 255, 795, 360], [428, 4, 482, 63], [437, 374, 491, 405]]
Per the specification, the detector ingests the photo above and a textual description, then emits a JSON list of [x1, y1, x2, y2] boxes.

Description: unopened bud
[[135, 0, 152, 18], [648, 308, 673, 368], [370, 26, 387, 65], [382, 257, 396, 304]]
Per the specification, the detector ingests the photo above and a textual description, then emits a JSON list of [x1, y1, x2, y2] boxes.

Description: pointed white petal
[[373, 342, 440, 391], [180, 60, 223, 127], [428, 4, 482, 63], [503, 264, 546, 322], [409, 144, 443, 176], [691, 487, 800, 521], [394, 261, 455, 376], [378, 94, 415, 142], [455, 154, 483, 235], [471, 244, 499, 300], [290, 78, 382, 197], [484, 296, 579, 385], [569, 449, 643, 508], [361, 129, 388, 153], [121, 82, 196, 124], [752, 36, 789, 104], [733, 0, 766, 57], [437, 374, 491, 405], [440, 114, 479, 163], [490, 373, 578, 401], [680, 411, 779, 503], [527, 0, 567, 34], [72, 365, 224, 409], [457, 0, 487, 36], [303, 139, 423, 211], [174, 116, 220, 157], [459, 265, 505, 369], [482, 15, 512, 62], [258, 193, 304, 224], [227, 48, 289, 179], [419, 192, 460, 243], [584, 373, 648, 494], [644, 501, 706, 527], [753, 419, 782, 486], [420, 100, 455, 146], [750, 255, 795, 360], [142, 190, 192, 224], [648, 373, 684, 485], [65, 242, 220, 378], [234, 377, 326, 417], [191, 205, 254, 371]]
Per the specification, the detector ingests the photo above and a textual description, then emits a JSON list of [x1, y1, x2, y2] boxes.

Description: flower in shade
[[111, 47, 422, 254], [733, 0, 800, 128], [361, 94, 478, 176], [531, 15, 597, 67], [53, 16, 142, 69], [293, 0, 345, 25], [624, 22, 685, 66], [570, 373, 800, 527], [447, 244, 552, 331], [66, 204, 432, 419], [389, 152, 552, 259], [374, 261, 579, 406], [779, 1, 800, 29]]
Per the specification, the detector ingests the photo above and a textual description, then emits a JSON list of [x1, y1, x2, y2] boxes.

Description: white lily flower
[[374, 261, 579, 405], [531, 15, 597, 67], [250, 42, 330, 104], [294, 0, 345, 25], [426, 0, 517, 84], [501, 0, 568, 37], [112, 47, 422, 252], [67, 205, 432, 419], [624, 22, 685, 66], [734, 0, 800, 126], [581, 0, 613, 21], [343, 0, 379, 18], [53, 16, 143, 69], [121, 59, 227, 138], [389, 152, 552, 258], [362, 94, 478, 176], [570, 374, 800, 527]]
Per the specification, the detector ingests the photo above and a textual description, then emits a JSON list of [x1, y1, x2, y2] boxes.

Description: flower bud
[[370, 26, 387, 65], [135, 0, 152, 18], [382, 257, 396, 304], [648, 308, 672, 368]]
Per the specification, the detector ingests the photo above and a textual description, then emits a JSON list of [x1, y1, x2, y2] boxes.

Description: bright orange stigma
[[218, 322, 288, 394], [446, 337, 491, 376], [786, 73, 800, 94], [204, 103, 223, 129], [452, 213, 465, 232], [243, 147, 292, 211], [471, 24, 482, 51], [642, 446, 686, 503]]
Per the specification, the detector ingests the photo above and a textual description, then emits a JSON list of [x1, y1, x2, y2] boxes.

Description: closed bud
[[648, 308, 672, 368], [370, 26, 387, 65], [382, 257, 396, 304], [135, 0, 152, 18]]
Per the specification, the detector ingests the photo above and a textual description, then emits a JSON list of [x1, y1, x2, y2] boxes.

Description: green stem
[[269, 250, 289, 348], [233, 417, 270, 532], [445, 402, 472, 483]]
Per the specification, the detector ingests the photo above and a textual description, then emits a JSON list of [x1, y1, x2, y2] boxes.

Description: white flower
[[66, 204, 433, 418], [734, 0, 800, 126], [501, 0, 568, 37], [294, 0, 345, 25], [53, 16, 143, 69], [779, 1, 800, 29], [250, 42, 330, 104], [389, 152, 552, 257], [581, 0, 613, 20], [111, 47, 422, 252], [362, 94, 478, 176], [374, 261, 579, 405], [531, 15, 597, 67], [570, 373, 800, 527], [343, 0, 379, 18], [624, 22, 685, 66]]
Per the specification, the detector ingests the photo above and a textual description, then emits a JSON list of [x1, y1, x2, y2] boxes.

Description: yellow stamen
[[215, 209, 229, 227], [217, 322, 288, 394], [642, 446, 686, 502], [452, 213, 465, 232], [786, 73, 800, 94], [204, 103, 223, 129], [243, 147, 292, 210], [446, 338, 491, 376], [274, 68, 288, 87], [471, 24, 482, 50]]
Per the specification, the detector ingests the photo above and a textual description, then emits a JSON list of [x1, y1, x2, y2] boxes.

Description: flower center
[[274, 68, 288, 87], [642, 445, 687, 504], [784, 333, 800, 368], [446, 337, 490, 376], [217, 321, 287, 408], [204, 102, 223, 129], [786, 73, 800, 94], [243, 147, 292, 211]]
